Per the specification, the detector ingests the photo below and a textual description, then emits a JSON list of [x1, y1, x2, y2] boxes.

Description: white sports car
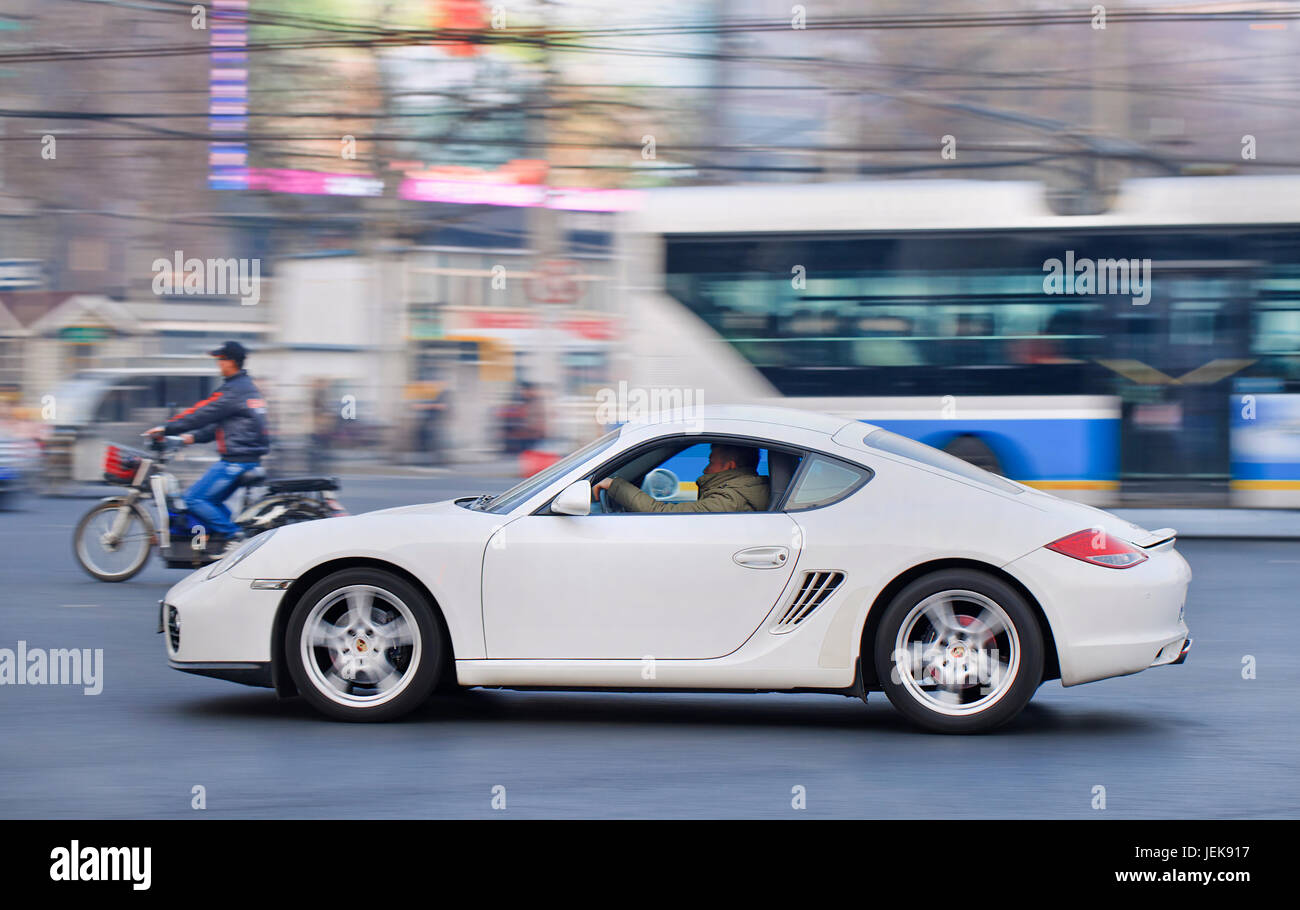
[[161, 406, 1192, 733]]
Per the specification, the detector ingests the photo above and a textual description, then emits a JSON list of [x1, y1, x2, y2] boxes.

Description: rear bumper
[[1005, 544, 1192, 686], [1152, 636, 1193, 667]]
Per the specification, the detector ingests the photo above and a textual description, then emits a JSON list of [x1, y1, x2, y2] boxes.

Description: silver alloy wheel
[[300, 584, 422, 708], [76, 504, 152, 578], [893, 589, 1021, 717]]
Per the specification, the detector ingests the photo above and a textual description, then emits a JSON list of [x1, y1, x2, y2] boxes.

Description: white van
[[45, 360, 220, 485]]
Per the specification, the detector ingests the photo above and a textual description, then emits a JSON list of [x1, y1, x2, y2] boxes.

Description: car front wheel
[[873, 569, 1043, 733], [286, 569, 444, 722]]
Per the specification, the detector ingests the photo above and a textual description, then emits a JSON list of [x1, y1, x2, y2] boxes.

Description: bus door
[[1106, 263, 1256, 503]]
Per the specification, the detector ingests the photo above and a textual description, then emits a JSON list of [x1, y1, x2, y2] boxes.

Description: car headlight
[[208, 529, 277, 579]]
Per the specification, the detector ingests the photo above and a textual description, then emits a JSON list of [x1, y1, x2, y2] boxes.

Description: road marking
[[60, 604, 99, 608]]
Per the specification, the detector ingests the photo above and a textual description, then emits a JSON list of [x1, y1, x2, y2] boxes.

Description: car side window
[[784, 455, 871, 510], [652, 443, 708, 501], [580, 437, 777, 514]]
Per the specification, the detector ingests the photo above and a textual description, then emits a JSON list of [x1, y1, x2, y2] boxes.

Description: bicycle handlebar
[[139, 432, 185, 456]]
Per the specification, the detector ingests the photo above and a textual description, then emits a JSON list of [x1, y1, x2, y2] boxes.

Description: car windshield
[[475, 428, 622, 514]]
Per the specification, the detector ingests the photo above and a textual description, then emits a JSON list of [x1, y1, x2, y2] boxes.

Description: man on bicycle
[[146, 341, 269, 554]]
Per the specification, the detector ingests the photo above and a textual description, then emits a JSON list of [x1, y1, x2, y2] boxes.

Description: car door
[[481, 465, 801, 660], [772, 453, 878, 650]]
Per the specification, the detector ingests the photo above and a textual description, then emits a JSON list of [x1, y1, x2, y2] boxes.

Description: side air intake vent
[[771, 571, 844, 633]]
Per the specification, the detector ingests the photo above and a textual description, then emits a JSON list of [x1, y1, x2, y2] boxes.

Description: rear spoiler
[[1133, 527, 1177, 550]]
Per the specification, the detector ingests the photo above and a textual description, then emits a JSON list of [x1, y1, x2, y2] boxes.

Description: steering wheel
[[598, 487, 623, 514]]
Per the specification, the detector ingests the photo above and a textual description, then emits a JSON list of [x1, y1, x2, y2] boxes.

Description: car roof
[[619, 405, 870, 439]]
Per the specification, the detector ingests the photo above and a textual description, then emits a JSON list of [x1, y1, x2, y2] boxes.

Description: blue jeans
[[185, 460, 258, 538]]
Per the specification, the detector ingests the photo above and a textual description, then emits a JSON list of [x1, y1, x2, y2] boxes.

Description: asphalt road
[[1, 475, 1297, 819]]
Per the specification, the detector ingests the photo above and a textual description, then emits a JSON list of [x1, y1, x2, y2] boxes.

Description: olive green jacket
[[608, 468, 770, 513]]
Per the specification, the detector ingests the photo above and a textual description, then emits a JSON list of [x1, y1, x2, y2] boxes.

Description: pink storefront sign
[[399, 178, 643, 211]]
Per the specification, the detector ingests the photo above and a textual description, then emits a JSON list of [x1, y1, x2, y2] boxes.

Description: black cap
[[209, 340, 247, 366]]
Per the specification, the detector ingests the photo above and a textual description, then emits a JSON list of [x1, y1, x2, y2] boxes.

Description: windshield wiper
[[470, 493, 495, 511]]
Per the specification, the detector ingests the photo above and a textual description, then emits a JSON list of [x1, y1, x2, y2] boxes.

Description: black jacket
[[164, 370, 270, 462]]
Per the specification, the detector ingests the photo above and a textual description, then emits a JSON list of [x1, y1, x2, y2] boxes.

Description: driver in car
[[592, 444, 770, 513]]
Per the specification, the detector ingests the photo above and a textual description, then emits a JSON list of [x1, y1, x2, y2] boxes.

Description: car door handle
[[733, 546, 790, 569]]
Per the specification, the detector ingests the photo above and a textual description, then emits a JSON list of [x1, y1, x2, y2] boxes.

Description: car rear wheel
[[286, 569, 444, 722], [873, 569, 1043, 733]]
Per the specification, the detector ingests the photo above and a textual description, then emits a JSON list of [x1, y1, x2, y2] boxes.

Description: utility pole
[[526, 0, 566, 448], [1090, 1, 1130, 204]]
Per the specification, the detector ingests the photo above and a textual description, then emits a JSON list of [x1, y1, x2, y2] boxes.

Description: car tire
[[873, 569, 1043, 734], [286, 568, 445, 722]]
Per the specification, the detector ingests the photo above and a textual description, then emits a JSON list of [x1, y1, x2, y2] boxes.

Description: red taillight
[[1044, 529, 1148, 569]]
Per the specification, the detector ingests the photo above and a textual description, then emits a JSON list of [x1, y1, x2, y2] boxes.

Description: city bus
[[615, 176, 1300, 507]]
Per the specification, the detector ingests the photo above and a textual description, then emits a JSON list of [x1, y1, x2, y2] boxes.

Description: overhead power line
[[4, 7, 1300, 65]]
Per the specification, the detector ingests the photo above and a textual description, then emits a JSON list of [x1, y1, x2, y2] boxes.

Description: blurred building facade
[[3, 0, 1299, 469]]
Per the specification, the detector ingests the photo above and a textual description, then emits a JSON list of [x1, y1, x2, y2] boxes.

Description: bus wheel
[[944, 435, 1003, 476]]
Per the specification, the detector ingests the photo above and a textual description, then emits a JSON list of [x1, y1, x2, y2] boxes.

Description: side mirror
[[552, 480, 592, 516]]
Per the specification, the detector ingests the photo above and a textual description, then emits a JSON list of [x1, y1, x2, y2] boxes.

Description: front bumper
[[161, 564, 289, 666], [168, 659, 273, 688]]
